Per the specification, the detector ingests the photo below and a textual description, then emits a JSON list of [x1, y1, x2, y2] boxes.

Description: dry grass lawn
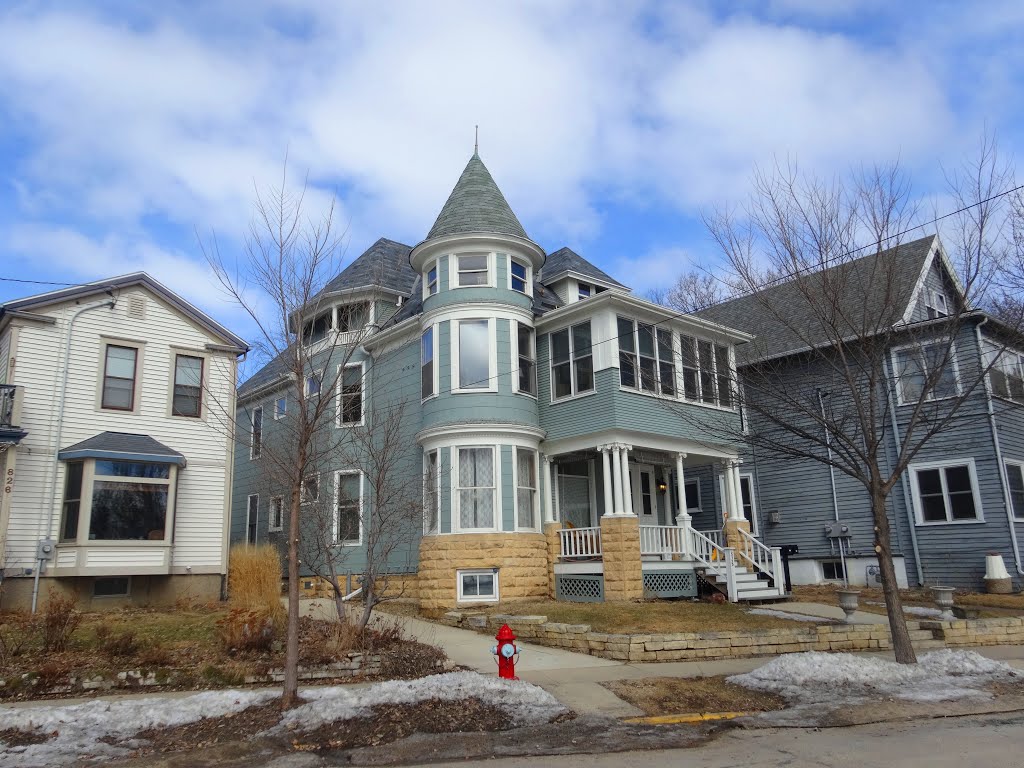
[[604, 676, 786, 716], [400, 599, 815, 633]]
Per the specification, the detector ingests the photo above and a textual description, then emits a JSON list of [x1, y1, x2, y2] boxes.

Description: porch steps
[[703, 566, 788, 603]]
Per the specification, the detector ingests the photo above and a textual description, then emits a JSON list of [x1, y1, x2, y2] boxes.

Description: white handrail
[[639, 525, 686, 557], [559, 526, 602, 558], [697, 529, 725, 548], [738, 528, 784, 594]]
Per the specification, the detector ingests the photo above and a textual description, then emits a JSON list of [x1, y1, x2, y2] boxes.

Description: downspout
[[976, 317, 1024, 578], [883, 356, 925, 586], [816, 388, 846, 586], [32, 296, 116, 613]]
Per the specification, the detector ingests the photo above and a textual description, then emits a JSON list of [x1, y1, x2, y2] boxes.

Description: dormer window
[[426, 262, 439, 296], [925, 290, 949, 319], [302, 311, 331, 345], [456, 253, 489, 287], [578, 282, 592, 300]]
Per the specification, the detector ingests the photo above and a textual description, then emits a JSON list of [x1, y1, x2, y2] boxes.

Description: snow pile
[[0, 689, 277, 768], [279, 671, 566, 732], [729, 649, 1018, 706], [746, 608, 822, 623]]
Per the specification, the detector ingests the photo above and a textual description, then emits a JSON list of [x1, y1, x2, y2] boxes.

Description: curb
[[622, 711, 752, 725]]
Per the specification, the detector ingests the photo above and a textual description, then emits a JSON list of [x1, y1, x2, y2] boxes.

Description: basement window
[[821, 561, 845, 581], [457, 570, 498, 603], [93, 577, 131, 598]]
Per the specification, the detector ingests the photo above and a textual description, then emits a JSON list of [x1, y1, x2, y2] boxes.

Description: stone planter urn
[[837, 589, 861, 623], [931, 585, 956, 621]]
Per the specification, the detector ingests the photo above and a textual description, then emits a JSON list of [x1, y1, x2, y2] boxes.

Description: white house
[[0, 273, 247, 610]]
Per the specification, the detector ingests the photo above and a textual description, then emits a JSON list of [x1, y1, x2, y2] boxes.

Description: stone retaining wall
[[444, 612, 1024, 662]]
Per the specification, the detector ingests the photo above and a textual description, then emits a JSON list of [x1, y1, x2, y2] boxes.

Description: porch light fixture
[[656, 480, 668, 493]]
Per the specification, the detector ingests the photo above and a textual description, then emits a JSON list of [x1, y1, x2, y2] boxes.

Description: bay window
[[515, 322, 537, 396], [456, 319, 493, 391], [550, 321, 594, 400], [424, 450, 439, 534], [58, 460, 175, 542], [457, 447, 495, 530], [515, 448, 538, 530], [422, 326, 436, 399]]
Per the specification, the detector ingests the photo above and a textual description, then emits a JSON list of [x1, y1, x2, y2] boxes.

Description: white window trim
[[513, 447, 540, 532], [423, 449, 440, 535], [453, 445, 499, 533], [336, 361, 366, 428], [924, 289, 949, 319], [512, 321, 538, 398], [739, 472, 758, 536], [306, 370, 324, 397], [891, 339, 961, 406], [302, 473, 320, 504], [548, 321, 595, 402], [909, 457, 985, 526], [507, 255, 533, 296], [616, 316, 679, 399], [421, 324, 440, 402], [986, 341, 1024, 404], [684, 478, 702, 514], [273, 395, 287, 420], [457, 569, 499, 603], [450, 251, 496, 289], [424, 258, 440, 299], [333, 469, 364, 546], [1004, 460, 1024, 520], [249, 406, 263, 460], [674, 334, 737, 411], [246, 493, 259, 544], [268, 495, 284, 532], [451, 318, 498, 393]]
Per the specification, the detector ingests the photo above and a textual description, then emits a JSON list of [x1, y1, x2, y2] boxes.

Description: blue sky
[[2, 0, 1023, 362]]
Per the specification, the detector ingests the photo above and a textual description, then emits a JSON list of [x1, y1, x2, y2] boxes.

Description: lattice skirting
[[643, 571, 697, 598], [556, 574, 604, 603]]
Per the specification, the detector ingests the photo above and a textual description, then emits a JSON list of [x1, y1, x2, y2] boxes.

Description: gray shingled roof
[[542, 247, 626, 288], [694, 235, 937, 365], [238, 344, 294, 398], [319, 238, 415, 297], [59, 432, 186, 465], [426, 153, 530, 241]]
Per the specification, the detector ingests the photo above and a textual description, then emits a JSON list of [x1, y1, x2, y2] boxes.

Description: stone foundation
[[418, 532, 549, 610], [443, 612, 1024, 662], [0, 574, 223, 612], [600, 516, 643, 602]]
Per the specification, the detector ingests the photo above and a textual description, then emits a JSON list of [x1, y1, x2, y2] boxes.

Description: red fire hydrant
[[491, 623, 520, 680]]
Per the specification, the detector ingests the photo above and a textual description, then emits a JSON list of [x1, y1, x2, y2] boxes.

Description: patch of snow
[[0, 689, 276, 768], [279, 671, 566, 732], [729, 649, 1018, 708], [746, 608, 822, 623]]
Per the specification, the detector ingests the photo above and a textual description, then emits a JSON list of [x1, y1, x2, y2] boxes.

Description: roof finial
[[474, 125, 479, 155]]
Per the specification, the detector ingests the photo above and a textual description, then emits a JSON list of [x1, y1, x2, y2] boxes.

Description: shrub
[[138, 644, 173, 669], [40, 594, 81, 653], [0, 611, 33, 663], [228, 545, 284, 624], [217, 607, 278, 654], [95, 626, 140, 659]]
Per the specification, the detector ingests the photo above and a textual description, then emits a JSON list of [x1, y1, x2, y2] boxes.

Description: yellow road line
[[623, 711, 752, 725]]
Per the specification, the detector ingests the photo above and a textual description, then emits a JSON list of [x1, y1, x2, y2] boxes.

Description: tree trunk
[[870, 490, 917, 663], [358, 574, 375, 629], [332, 581, 347, 624], [282, 492, 302, 708]]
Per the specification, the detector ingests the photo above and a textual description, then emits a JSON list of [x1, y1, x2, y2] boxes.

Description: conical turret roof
[[426, 153, 530, 241]]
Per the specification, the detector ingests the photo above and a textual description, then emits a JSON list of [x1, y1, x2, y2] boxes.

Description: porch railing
[[697, 529, 724, 548], [690, 528, 737, 602], [639, 525, 686, 557], [0, 385, 16, 428], [559, 526, 602, 559], [737, 528, 785, 596]]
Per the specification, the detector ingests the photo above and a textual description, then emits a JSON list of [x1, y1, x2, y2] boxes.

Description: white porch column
[[621, 444, 635, 516], [611, 444, 624, 515], [727, 459, 745, 522], [541, 454, 554, 524], [674, 452, 691, 558], [600, 446, 614, 517]]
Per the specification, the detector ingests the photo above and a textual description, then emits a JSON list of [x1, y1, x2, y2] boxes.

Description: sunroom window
[[679, 334, 734, 407], [550, 321, 594, 400], [338, 302, 369, 333], [617, 317, 675, 396], [302, 311, 331, 345], [989, 345, 1024, 402]]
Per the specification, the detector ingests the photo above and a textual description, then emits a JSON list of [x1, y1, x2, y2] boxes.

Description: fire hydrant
[[490, 623, 520, 680]]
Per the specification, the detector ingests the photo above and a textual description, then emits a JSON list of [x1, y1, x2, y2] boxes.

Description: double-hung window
[[456, 319, 492, 390], [892, 341, 958, 404], [457, 447, 495, 530], [617, 317, 675, 396], [678, 335, 733, 407], [989, 345, 1024, 402], [421, 326, 436, 399], [334, 470, 363, 545], [269, 496, 284, 531], [426, 261, 439, 296], [911, 460, 982, 524], [250, 407, 263, 459], [274, 396, 287, 419], [302, 474, 320, 504], [510, 258, 529, 294], [337, 364, 363, 426], [578, 282, 592, 300], [925, 289, 949, 319], [515, 448, 538, 530], [1006, 463, 1024, 520], [456, 253, 489, 287], [102, 345, 138, 410], [515, 322, 537, 396], [172, 355, 203, 417], [424, 450, 439, 534], [550, 321, 594, 400]]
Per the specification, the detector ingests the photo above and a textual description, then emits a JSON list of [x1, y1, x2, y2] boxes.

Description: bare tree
[[680, 151, 1020, 664]]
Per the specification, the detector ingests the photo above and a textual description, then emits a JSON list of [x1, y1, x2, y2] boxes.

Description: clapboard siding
[[3, 286, 239, 574], [0, 328, 10, 383]]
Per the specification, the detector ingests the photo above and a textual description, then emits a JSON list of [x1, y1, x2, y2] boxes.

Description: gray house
[[231, 152, 794, 609], [696, 235, 1024, 591]]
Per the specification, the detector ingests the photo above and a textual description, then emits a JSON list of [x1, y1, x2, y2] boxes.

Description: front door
[[559, 461, 593, 528], [633, 464, 658, 525]]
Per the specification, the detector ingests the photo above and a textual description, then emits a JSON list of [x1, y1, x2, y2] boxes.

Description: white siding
[[0, 328, 10, 383], [3, 286, 238, 574]]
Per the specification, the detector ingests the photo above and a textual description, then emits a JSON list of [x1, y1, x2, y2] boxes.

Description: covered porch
[[538, 435, 785, 603]]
